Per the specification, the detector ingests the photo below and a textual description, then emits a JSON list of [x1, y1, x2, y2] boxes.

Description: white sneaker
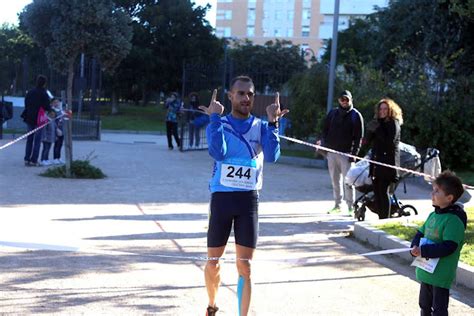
[[53, 159, 64, 164], [40, 160, 52, 166]]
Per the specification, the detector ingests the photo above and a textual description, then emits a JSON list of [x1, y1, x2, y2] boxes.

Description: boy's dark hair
[[434, 170, 464, 203], [229, 75, 254, 91], [36, 75, 47, 88]]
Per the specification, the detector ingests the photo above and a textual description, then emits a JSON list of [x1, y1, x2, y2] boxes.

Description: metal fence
[[179, 59, 296, 151], [72, 118, 101, 140], [178, 118, 208, 152]]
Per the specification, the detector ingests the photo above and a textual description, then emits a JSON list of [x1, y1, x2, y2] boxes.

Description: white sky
[[0, 0, 217, 27]]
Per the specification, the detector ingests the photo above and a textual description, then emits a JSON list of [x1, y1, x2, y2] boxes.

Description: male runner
[[199, 76, 288, 316]]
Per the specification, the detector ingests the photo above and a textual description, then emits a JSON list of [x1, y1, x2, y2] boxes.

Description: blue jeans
[[41, 142, 52, 161], [188, 123, 201, 147], [24, 123, 42, 163]]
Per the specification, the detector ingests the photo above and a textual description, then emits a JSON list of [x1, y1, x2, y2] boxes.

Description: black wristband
[[268, 121, 279, 128]]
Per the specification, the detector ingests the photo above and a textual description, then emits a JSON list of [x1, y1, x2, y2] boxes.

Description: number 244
[[226, 166, 251, 179]]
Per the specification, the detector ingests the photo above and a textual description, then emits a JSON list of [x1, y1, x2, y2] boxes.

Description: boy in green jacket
[[410, 171, 467, 316]]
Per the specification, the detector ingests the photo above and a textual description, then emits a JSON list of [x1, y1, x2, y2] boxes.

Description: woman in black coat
[[366, 98, 403, 219]]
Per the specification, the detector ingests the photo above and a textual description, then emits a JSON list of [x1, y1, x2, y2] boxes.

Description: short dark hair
[[36, 75, 47, 88], [434, 170, 464, 203], [229, 75, 254, 91]]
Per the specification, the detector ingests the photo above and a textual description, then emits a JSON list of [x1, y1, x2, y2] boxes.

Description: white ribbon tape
[[0, 240, 410, 263]]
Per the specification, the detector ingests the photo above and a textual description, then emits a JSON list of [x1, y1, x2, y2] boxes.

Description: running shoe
[[206, 305, 219, 316], [327, 206, 341, 214]]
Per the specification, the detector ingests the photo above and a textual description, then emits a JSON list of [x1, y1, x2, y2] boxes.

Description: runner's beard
[[234, 102, 252, 118]]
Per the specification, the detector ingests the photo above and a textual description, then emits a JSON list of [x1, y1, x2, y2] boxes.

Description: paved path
[[0, 133, 472, 315]]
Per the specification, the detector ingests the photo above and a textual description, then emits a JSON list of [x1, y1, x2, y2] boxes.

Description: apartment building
[[215, 0, 389, 59]]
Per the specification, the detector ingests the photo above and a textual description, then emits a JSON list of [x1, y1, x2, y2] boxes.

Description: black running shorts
[[207, 190, 259, 249]]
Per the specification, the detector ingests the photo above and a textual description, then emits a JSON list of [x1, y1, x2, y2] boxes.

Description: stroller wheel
[[355, 206, 366, 221], [400, 205, 418, 216]]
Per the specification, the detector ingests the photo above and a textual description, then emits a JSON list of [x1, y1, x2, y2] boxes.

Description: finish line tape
[[0, 240, 411, 264], [279, 135, 474, 190], [0, 114, 67, 151]]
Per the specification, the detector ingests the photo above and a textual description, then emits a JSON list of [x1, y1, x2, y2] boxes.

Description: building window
[[301, 43, 309, 55], [287, 28, 293, 37], [274, 28, 282, 36], [302, 0, 311, 8], [287, 10, 294, 21], [247, 26, 255, 37], [218, 0, 232, 3], [217, 27, 232, 37], [248, 8, 256, 24], [248, 0, 256, 8], [263, 27, 272, 37], [302, 25, 310, 37], [217, 10, 232, 20], [302, 9, 311, 21], [275, 10, 283, 20]]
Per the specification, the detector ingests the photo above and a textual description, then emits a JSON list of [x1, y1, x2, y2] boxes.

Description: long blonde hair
[[375, 98, 403, 125]]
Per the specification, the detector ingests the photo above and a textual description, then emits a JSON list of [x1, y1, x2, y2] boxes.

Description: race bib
[[410, 238, 440, 273], [220, 158, 257, 190]]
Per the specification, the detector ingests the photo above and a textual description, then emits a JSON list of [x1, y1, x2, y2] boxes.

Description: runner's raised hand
[[266, 92, 289, 123], [199, 89, 224, 116]]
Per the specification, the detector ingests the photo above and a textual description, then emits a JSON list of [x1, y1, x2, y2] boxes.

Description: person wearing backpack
[[317, 90, 364, 216], [22, 75, 52, 166]]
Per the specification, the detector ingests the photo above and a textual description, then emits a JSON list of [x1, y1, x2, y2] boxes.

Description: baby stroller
[[345, 143, 440, 221]]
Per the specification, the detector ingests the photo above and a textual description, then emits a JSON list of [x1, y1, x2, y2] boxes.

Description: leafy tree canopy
[[20, 0, 133, 105], [119, 0, 223, 93], [229, 39, 307, 92]]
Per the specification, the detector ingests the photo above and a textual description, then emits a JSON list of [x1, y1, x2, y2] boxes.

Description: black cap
[[340, 90, 352, 101]]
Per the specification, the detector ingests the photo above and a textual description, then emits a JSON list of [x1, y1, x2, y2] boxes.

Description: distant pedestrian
[[317, 90, 364, 215], [165, 92, 182, 150], [40, 110, 56, 166], [410, 171, 466, 316], [187, 92, 206, 148], [52, 98, 65, 164], [22, 75, 52, 166]]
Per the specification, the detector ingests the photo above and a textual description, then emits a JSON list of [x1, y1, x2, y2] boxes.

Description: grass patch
[[281, 148, 317, 159], [3, 128, 26, 134], [40, 159, 106, 179], [98, 103, 167, 132], [375, 207, 474, 266]]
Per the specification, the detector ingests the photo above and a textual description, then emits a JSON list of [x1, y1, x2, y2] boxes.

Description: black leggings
[[166, 121, 180, 149], [372, 176, 392, 219], [419, 282, 449, 316]]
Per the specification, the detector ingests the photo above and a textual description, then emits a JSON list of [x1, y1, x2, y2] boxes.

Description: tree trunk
[[64, 60, 75, 178], [111, 90, 119, 115], [141, 85, 148, 106], [67, 60, 74, 110]]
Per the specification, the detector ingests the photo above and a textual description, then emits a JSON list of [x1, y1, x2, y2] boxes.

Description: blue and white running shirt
[[206, 113, 281, 193]]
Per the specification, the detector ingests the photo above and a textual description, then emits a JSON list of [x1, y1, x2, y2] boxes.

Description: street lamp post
[[326, 0, 340, 113]]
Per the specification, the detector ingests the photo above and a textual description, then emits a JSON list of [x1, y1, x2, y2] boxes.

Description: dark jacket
[[322, 105, 364, 155], [411, 203, 467, 258], [22, 87, 51, 126], [367, 118, 401, 181]]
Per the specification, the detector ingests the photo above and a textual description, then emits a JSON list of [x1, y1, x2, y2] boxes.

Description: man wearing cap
[[317, 90, 364, 215]]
